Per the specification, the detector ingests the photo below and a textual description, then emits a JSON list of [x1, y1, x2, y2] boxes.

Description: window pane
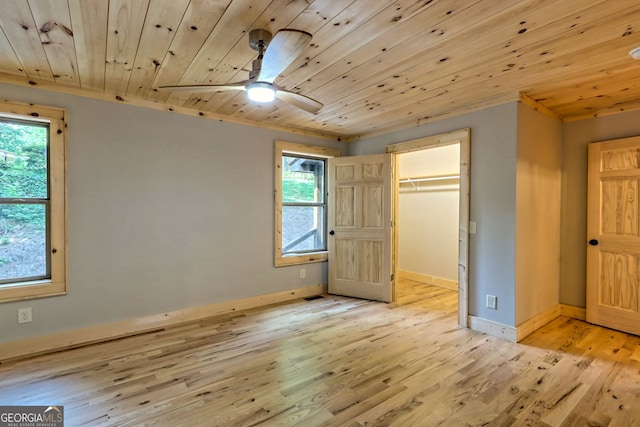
[[0, 121, 48, 198], [0, 203, 48, 283], [282, 206, 325, 254], [282, 156, 324, 203]]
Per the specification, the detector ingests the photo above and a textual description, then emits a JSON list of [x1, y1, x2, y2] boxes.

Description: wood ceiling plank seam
[[342, 89, 519, 136], [307, 1, 639, 126], [268, 0, 500, 125], [68, 0, 109, 90], [278, 0, 554, 109], [300, 0, 614, 122], [553, 90, 640, 118], [146, 0, 234, 103], [312, 0, 616, 122], [273, 0, 483, 97], [276, 3, 556, 125], [180, 0, 368, 115], [151, 0, 350, 108], [0, 0, 54, 80], [249, 0, 398, 95], [208, 0, 313, 81], [181, 0, 313, 111], [247, 3, 481, 125], [329, 83, 527, 133], [27, 0, 80, 85], [0, 24, 26, 77], [352, 93, 521, 139], [25, 0, 80, 86], [553, 90, 640, 117], [562, 98, 640, 122], [484, 2, 640, 72], [558, 89, 640, 116], [197, 88, 246, 113], [104, 0, 151, 94], [527, 65, 638, 109], [266, 0, 361, 100], [286, 0, 359, 33], [210, 0, 344, 114], [168, 0, 272, 91], [465, 37, 640, 114], [526, 61, 640, 99], [125, 0, 191, 97], [163, 0, 274, 108], [214, 95, 262, 116], [240, 101, 303, 122], [529, 64, 640, 109]]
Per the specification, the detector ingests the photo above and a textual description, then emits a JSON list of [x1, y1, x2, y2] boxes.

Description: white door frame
[[386, 128, 470, 327]]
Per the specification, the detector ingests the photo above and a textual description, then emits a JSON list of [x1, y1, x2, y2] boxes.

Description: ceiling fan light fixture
[[247, 82, 276, 103]]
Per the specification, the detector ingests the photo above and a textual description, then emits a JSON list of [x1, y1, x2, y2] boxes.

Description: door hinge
[[391, 273, 394, 282]]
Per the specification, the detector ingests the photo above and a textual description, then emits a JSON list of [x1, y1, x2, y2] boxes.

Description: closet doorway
[[386, 129, 470, 327]]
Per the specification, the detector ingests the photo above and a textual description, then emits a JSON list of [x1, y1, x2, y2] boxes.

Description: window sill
[[275, 251, 328, 267], [0, 280, 67, 303]]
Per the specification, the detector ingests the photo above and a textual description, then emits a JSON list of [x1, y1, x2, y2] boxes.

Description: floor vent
[[304, 295, 324, 301]]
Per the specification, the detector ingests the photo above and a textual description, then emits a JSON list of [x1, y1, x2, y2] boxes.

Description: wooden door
[[587, 137, 640, 335], [327, 154, 393, 302]]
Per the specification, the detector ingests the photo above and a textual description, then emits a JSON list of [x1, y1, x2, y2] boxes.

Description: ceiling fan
[[158, 29, 323, 113]]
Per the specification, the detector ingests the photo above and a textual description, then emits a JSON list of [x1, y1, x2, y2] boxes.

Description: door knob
[[329, 230, 335, 235], [588, 239, 599, 246]]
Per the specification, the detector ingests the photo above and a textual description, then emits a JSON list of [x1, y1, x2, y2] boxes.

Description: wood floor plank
[[2, 280, 640, 426]]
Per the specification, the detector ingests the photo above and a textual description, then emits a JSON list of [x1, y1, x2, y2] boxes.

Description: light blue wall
[[562, 110, 640, 307], [0, 83, 345, 343], [348, 103, 519, 327], [4, 78, 636, 344]]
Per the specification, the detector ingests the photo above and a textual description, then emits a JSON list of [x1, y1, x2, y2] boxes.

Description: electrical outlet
[[18, 307, 32, 324], [299, 268, 306, 279], [486, 295, 497, 310]]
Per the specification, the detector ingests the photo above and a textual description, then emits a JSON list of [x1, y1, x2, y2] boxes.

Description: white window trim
[[275, 140, 339, 267], [0, 100, 67, 303]]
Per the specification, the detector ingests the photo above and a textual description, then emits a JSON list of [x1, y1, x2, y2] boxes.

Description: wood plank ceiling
[[0, 0, 639, 139]]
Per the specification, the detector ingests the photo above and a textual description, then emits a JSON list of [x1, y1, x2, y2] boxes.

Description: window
[[275, 141, 339, 266], [0, 101, 66, 302]]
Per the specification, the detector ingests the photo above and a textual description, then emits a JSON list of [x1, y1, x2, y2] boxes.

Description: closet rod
[[399, 174, 459, 184]]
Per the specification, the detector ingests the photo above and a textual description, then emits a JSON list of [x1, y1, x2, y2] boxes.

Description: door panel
[[587, 137, 640, 335], [328, 154, 392, 302]]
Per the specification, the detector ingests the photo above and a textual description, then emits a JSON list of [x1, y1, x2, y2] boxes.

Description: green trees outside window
[[0, 120, 49, 284]]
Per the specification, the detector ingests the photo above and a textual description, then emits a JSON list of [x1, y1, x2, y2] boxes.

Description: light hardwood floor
[[1, 280, 640, 426]]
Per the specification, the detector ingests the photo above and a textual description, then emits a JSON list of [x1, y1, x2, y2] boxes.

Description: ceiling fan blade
[[276, 89, 323, 113], [157, 81, 250, 93], [258, 29, 312, 83]]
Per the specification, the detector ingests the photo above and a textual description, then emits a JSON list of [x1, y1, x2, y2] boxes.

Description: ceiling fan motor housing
[[249, 29, 272, 51]]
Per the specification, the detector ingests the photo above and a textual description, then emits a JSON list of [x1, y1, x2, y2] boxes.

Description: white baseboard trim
[[399, 270, 458, 291], [469, 303, 588, 343], [468, 315, 517, 342], [0, 284, 326, 363]]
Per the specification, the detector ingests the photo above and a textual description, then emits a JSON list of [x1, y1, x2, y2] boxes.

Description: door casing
[[386, 128, 470, 327]]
